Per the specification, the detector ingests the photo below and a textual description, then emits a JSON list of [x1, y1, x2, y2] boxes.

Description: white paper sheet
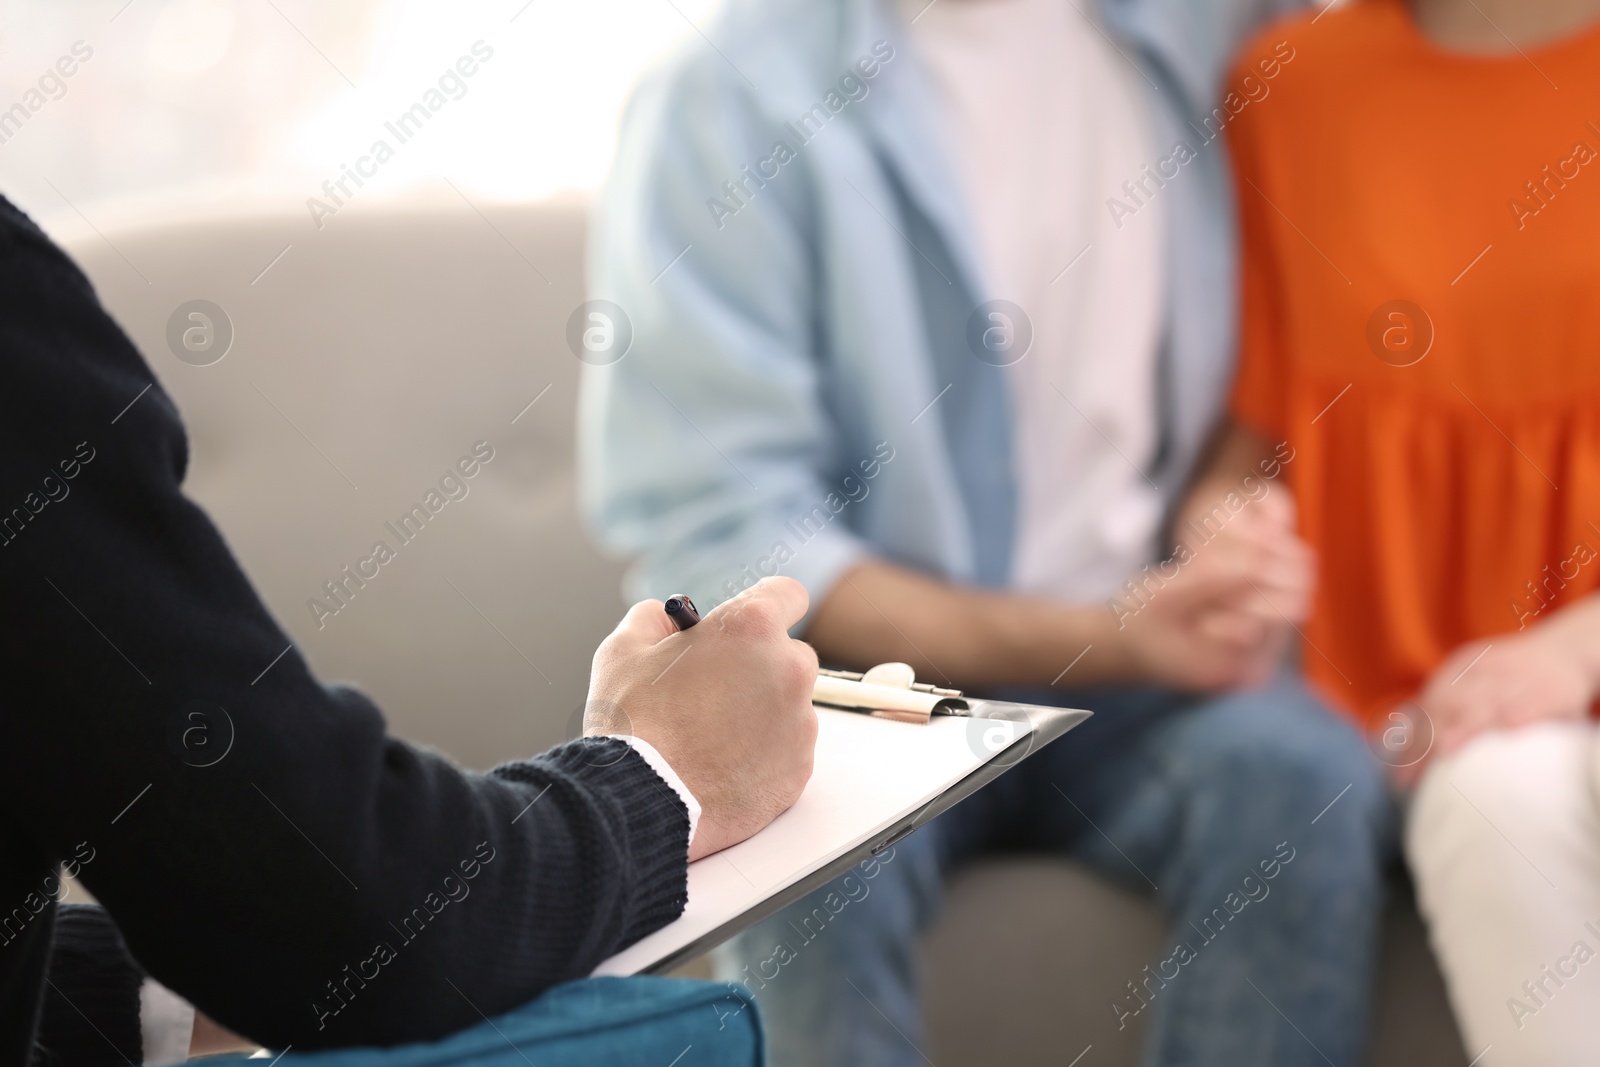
[[593, 705, 1033, 976]]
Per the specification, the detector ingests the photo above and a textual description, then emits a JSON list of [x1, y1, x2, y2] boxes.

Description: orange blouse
[[1227, 0, 1600, 729]]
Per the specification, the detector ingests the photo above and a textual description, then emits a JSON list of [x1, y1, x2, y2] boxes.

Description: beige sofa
[[58, 194, 1467, 1065]]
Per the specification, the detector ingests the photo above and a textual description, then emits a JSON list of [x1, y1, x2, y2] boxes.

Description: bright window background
[[0, 0, 720, 228]]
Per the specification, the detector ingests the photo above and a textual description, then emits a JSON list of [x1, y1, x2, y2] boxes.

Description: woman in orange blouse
[[1180, 0, 1600, 1061]]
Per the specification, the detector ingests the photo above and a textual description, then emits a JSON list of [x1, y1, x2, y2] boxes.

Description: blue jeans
[[712, 676, 1394, 1067]]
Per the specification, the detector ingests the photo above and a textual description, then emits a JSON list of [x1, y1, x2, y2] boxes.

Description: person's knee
[[1183, 681, 1389, 836], [1407, 723, 1590, 882], [1263, 730, 1388, 893], [1303, 716, 1390, 833], [1434, 724, 1585, 817]]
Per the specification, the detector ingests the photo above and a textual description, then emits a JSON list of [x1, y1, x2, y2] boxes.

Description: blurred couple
[[582, 0, 1600, 1063]]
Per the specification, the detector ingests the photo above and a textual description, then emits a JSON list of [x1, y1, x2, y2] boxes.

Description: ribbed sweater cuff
[[543, 738, 690, 949], [35, 905, 145, 1066]]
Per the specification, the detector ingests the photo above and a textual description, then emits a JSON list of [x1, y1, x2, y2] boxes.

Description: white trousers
[[1407, 722, 1600, 1066]]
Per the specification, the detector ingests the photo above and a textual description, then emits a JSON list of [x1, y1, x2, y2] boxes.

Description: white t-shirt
[[902, 0, 1166, 602]]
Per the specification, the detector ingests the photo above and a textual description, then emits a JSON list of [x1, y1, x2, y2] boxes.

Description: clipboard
[[594, 667, 1090, 976]]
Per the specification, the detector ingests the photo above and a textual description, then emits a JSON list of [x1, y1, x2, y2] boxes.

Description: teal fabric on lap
[[210, 978, 762, 1066]]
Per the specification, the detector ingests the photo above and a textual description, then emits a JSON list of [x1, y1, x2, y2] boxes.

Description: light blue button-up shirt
[[580, 0, 1303, 616]]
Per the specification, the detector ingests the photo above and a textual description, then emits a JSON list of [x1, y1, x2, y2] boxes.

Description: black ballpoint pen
[[664, 594, 701, 630]]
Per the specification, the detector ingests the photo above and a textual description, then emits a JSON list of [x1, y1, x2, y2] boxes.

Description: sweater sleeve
[[0, 195, 689, 1050], [32, 906, 145, 1067]]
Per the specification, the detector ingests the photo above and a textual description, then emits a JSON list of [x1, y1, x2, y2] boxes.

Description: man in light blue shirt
[[580, 0, 1392, 1062]]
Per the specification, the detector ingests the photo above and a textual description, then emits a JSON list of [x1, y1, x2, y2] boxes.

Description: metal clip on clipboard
[[811, 662, 970, 724]]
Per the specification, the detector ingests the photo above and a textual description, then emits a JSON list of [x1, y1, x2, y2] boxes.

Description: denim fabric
[[714, 676, 1395, 1067], [207, 978, 761, 1067]]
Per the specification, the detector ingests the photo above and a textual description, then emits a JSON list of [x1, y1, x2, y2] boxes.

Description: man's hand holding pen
[[585, 576, 820, 861]]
